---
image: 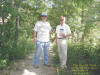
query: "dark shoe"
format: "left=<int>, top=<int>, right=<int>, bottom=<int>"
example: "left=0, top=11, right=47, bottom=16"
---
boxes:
left=44, top=64, right=51, bottom=67
left=34, top=65, right=39, bottom=69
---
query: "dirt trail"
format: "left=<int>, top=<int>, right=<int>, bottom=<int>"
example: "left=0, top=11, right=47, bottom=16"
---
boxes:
left=9, top=42, right=57, bottom=75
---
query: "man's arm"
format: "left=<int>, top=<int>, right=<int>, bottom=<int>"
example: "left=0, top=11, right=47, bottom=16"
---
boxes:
left=33, top=31, right=37, bottom=44
left=62, top=33, right=72, bottom=38
left=63, top=25, right=72, bottom=38
left=66, top=34, right=72, bottom=37
left=56, top=33, right=58, bottom=45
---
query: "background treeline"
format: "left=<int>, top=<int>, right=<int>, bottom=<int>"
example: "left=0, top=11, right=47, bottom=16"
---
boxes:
left=0, top=0, right=100, bottom=74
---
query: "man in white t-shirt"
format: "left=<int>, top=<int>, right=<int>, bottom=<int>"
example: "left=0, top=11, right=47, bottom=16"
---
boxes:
left=33, top=12, right=51, bottom=68
left=56, top=16, right=72, bottom=68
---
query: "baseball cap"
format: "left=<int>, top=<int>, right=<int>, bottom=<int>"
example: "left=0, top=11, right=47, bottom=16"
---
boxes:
left=41, top=12, right=47, bottom=17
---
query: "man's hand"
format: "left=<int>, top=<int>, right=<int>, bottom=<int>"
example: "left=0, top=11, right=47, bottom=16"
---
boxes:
left=33, top=31, right=37, bottom=44
left=62, top=34, right=72, bottom=38
left=56, top=41, right=58, bottom=46
left=61, top=34, right=67, bottom=38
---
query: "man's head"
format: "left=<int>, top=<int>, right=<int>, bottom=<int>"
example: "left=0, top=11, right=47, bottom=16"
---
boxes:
left=60, top=16, right=65, bottom=25
left=41, top=12, right=47, bottom=22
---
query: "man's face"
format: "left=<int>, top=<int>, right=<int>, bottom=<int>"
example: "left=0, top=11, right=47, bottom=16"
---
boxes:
left=60, top=16, right=64, bottom=24
left=41, top=16, right=47, bottom=22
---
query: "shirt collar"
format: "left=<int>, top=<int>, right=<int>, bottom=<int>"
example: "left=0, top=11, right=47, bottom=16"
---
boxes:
left=60, top=23, right=66, bottom=26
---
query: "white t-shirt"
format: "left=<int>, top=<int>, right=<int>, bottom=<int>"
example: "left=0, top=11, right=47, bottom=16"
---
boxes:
left=56, top=24, right=71, bottom=38
left=34, top=21, right=51, bottom=42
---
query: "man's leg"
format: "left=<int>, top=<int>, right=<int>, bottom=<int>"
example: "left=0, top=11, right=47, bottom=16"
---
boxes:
left=34, top=41, right=42, bottom=65
left=57, top=39, right=63, bottom=66
left=61, top=39, right=67, bottom=66
left=44, top=42, right=50, bottom=65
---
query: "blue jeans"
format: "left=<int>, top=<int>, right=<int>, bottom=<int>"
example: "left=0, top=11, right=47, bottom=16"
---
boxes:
left=34, top=41, right=50, bottom=65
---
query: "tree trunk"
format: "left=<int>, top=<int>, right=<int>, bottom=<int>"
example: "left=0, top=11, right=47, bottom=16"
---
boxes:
left=15, top=0, right=22, bottom=44
left=81, top=6, right=85, bottom=41
left=0, top=5, right=4, bottom=47
left=11, top=0, right=14, bottom=5
left=81, top=6, right=84, bottom=24
left=15, top=16, right=19, bottom=41
left=1, top=5, right=4, bottom=24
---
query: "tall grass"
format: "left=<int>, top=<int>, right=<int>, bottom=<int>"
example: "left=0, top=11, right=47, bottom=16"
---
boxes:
left=53, top=42, right=100, bottom=75
left=0, top=37, right=34, bottom=69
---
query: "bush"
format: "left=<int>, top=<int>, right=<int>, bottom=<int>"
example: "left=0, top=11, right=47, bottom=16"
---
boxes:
left=53, top=43, right=60, bottom=65
left=53, top=41, right=100, bottom=75
left=0, top=37, right=34, bottom=69
left=67, top=42, right=100, bottom=65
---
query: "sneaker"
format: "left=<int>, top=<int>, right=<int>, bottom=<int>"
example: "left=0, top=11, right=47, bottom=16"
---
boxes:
left=34, top=65, right=39, bottom=69
left=44, top=64, right=51, bottom=67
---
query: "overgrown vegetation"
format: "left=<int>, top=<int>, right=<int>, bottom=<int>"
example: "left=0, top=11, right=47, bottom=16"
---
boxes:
left=54, top=42, right=100, bottom=75
left=0, top=0, right=100, bottom=75
left=52, top=0, right=100, bottom=75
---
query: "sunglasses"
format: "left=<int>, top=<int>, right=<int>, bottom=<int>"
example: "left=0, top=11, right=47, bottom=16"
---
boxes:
left=42, top=16, right=47, bottom=17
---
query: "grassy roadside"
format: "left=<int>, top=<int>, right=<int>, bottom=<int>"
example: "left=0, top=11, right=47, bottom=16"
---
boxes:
left=53, top=42, right=100, bottom=75
left=0, top=38, right=35, bottom=71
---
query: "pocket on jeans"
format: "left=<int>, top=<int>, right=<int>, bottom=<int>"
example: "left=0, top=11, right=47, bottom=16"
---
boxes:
left=46, top=42, right=50, bottom=47
left=36, top=41, right=40, bottom=47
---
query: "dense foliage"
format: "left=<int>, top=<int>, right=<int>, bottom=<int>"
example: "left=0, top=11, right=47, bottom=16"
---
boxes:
left=0, top=0, right=100, bottom=75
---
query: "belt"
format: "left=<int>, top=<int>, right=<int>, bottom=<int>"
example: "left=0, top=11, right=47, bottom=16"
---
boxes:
left=58, top=38, right=63, bottom=39
left=58, top=38, right=66, bottom=39
left=58, top=37, right=66, bottom=39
